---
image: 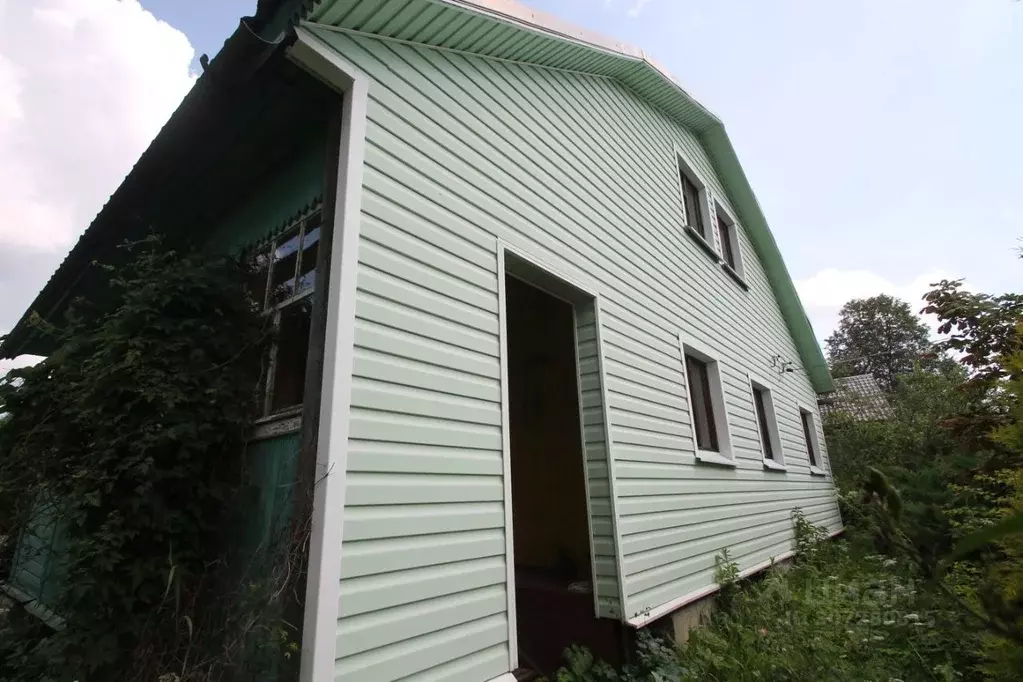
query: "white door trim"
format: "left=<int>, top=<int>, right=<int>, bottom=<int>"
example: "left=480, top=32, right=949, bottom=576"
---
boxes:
left=287, top=24, right=369, bottom=682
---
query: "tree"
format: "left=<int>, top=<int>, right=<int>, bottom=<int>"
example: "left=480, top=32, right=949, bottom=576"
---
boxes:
left=825, top=294, right=934, bottom=391
left=922, top=279, right=1023, bottom=389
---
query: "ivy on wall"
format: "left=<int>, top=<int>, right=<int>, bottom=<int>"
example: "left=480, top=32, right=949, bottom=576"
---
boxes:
left=0, top=237, right=298, bottom=681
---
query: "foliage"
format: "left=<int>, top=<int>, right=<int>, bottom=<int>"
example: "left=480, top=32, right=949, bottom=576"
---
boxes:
left=922, top=280, right=1023, bottom=389
left=825, top=294, right=936, bottom=391
left=552, top=275, right=1023, bottom=682
left=0, top=238, right=293, bottom=681
left=551, top=513, right=982, bottom=682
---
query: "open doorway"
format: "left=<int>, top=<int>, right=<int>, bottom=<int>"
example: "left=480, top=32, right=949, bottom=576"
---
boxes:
left=505, top=271, right=622, bottom=677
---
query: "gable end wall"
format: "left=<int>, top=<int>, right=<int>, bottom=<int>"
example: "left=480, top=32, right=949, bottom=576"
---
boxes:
left=313, top=26, right=841, bottom=682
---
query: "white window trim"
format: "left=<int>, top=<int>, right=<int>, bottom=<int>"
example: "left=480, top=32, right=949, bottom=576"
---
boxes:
left=747, top=374, right=785, bottom=471
left=798, top=404, right=827, bottom=476
left=675, top=149, right=716, bottom=256
left=714, top=199, right=747, bottom=287
left=678, top=332, right=734, bottom=466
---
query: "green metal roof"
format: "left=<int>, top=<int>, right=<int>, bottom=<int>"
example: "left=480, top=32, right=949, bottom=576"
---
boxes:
left=4, top=0, right=832, bottom=392
left=298, top=0, right=833, bottom=392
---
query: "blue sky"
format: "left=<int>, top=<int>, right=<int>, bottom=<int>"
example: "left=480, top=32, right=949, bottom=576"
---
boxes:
left=1, top=0, right=1021, bottom=375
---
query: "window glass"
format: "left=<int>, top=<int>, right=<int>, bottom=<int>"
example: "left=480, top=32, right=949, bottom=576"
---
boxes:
left=801, top=410, right=819, bottom=466
left=270, top=300, right=312, bottom=413
left=686, top=355, right=718, bottom=451
left=717, top=213, right=735, bottom=268
left=270, top=230, right=301, bottom=304
left=297, top=224, right=320, bottom=294
left=680, top=173, right=703, bottom=233
left=753, top=387, right=774, bottom=460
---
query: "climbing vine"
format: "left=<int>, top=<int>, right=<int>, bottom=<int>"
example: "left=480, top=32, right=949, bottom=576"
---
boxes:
left=0, top=237, right=300, bottom=681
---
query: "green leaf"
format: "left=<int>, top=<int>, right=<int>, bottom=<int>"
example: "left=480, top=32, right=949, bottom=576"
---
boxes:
left=940, top=510, right=1023, bottom=570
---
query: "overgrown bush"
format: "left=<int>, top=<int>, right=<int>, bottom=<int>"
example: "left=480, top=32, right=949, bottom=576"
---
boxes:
left=550, top=513, right=982, bottom=682
left=0, top=238, right=290, bottom=681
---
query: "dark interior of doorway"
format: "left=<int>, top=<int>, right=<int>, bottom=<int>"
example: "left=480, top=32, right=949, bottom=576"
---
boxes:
left=506, top=275, right=622, bottom=678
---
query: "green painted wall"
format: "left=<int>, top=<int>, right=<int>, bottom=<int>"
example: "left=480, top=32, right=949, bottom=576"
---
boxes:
left=6, top=134, right=323, bottom=633
left=311, top=25, right=841, bottom=682
left=206, top=134, right=327, bottom=254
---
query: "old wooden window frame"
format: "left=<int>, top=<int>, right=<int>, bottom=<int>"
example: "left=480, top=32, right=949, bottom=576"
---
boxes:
left=250, top=209, right=322, bottom=425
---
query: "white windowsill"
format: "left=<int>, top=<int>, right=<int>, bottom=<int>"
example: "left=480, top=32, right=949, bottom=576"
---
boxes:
left=809, top=465, right=828, bottom=477
left=762, top=458, right=787, bottom=472
left=696, top=450, right=736, bottom=467
left=684, top=225, right=721, bottom=261
left=721, top=263, right=749, bottom=290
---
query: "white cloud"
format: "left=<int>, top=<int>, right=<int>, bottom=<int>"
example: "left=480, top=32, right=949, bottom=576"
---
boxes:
left=627, top=0, right=653, bottom=18
left=0, top=0, right=196, bottom=253
left=795, top=268, right=954, bottom=342
left=0, top=352, right=43, bottom=380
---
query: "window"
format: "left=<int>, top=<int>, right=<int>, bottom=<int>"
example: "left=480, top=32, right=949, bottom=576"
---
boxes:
left=680, top=172, right=704, bottom=233
left=686, top=355, right=718, bottom=452
left=714, top=202, right=747, bottom=288
left=678, top=334, right=733, bottom=466
left=676, top=153, right=716, bottom=254
left=799, top=407, right=826, bottom=475
left=749, top=376, right=784, bottom=470
left=717, top=211, right=735, bottom=268
left=250, top=210, right=321, bottom=417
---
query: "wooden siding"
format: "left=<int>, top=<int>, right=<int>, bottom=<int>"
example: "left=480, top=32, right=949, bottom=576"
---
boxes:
left=312, top=25, right=840, bottom=679
left=7, top=495, right=65, bottom=615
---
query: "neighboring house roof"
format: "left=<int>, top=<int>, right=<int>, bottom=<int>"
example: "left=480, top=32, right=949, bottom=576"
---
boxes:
left=819, top=374, right=894, bottom=421
left=1, top=0, right=835, bottom=393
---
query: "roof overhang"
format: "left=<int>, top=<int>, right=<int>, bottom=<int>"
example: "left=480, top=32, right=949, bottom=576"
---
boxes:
left=4, top=0, right=834, bottom=392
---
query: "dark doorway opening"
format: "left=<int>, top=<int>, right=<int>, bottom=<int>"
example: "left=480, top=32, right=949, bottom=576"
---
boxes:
left=506, top=274, right=621, bottom=677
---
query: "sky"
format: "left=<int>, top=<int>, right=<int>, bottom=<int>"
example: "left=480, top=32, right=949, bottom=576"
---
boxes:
left=1, top=0, right=1020, bottom=376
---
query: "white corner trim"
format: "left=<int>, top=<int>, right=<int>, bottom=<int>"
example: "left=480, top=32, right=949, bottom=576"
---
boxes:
left=288, top=26, right=369, bottom=682
left=495, top=244, right=518, bottom=671
left=626, top=527, right=845, bottom=628
left=594, top=296, right=630, bottom=621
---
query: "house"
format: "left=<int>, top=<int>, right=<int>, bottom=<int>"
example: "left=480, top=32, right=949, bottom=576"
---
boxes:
left=0, top=1, right=843, bottom=680
left=819, top=374, right=894, bottom=421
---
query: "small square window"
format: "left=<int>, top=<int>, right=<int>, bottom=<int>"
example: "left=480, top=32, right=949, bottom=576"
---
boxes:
left=800, top=408, right=826, bottom=475
left=749, top=376, right=784, bottom=470
left=679, top=334, right=734, bottom=466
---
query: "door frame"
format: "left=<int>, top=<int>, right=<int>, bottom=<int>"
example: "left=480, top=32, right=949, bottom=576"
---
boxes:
left=496, top=242, right=627, bottom=671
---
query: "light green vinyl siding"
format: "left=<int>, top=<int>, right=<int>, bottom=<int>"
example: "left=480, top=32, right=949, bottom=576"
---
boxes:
left=575, top=303, right=622, bottom=620
left=310, top=23, right=840, bottom=679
